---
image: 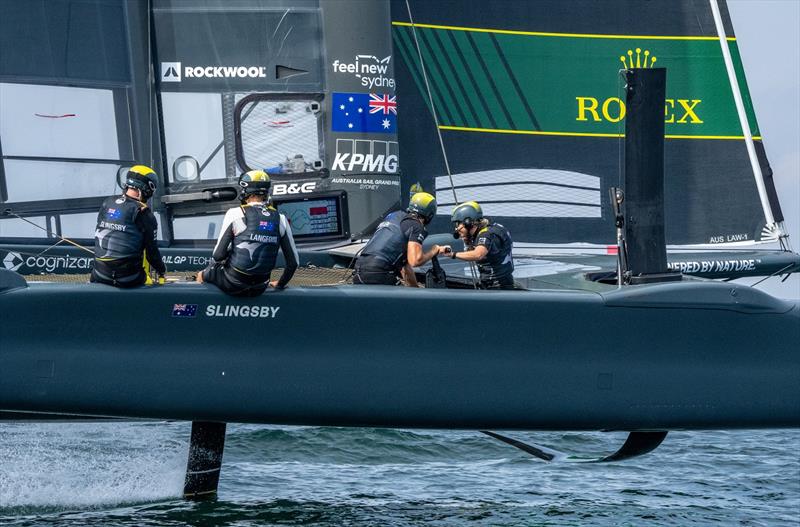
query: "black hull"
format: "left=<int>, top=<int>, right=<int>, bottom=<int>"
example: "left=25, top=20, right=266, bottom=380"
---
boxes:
left=1, top=275, right=797, bottom=430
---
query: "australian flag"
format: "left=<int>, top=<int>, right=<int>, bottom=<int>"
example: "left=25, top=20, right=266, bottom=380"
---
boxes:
left=332, top=92, right=397, bottom=133
left=172, top=303, right=198, bottom=318
left=106, top=208, right=122, bottom=219
left=258, top=220, right=274, bottom=231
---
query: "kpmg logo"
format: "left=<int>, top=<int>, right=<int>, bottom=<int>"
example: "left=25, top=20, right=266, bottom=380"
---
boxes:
left=161, top=62, right=181, bottom=82
left=575, top=48, right=703, bottom=125
left=332, top=139, right=398, bottom=173
left=3, top=251, right=23, bottom=272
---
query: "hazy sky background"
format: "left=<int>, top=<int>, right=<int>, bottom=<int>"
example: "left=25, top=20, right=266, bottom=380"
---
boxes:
left=727, top=0, right=799, bottom=299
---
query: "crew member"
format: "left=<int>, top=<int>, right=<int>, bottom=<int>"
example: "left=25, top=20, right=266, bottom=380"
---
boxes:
left=354, top=192, right=446, bottom=286
left=198, top=170, right=298, bottom=296
left=91, top=165, right=166, bottom=287
left=446, top=201, right=515, bottom=289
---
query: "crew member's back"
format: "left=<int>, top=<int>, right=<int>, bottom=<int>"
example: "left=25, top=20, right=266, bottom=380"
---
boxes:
left=91, top=165, right=166, bottom=287
left=198, top=170, right=298, bottom=296
left=354, top=192, right=444, bottom=286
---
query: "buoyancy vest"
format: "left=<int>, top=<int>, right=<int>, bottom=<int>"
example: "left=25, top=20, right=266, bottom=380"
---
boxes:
left=94, top=195, right=145, bottom=261
left=229, top=204, right=281, bottom=277
left=360, top=211, right=409, bottom=269
left=476, top=223, right=514, bottom=281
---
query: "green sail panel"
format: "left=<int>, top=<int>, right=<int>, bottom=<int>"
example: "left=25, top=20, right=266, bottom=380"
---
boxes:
left=391, top=0, right=778, bottom=246
left=392, top=24, right=760, bottom=139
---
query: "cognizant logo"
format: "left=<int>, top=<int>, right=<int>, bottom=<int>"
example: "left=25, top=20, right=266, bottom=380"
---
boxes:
left=2, top=251, right=93, bottom=273
left=3, top=251, right=24, bottom=271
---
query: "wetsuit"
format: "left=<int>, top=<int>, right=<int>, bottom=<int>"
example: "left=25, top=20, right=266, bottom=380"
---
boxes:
left=474, top=223, right=515, bottom=289
left=91, top=195, right=166, bottom=287
left=354, top=211, right=427, bottom=285
left=202, top=202, right=299, bottom=296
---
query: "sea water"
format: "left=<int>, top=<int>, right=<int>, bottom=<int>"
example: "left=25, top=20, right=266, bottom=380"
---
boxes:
left=0, top=423, right=798, bottom=526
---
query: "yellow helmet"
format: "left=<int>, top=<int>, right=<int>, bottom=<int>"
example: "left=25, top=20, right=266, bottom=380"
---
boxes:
left=451, top=201, right=483, bottom=228
left=239, top=169, right=271, bottom=197
left=407, top=192, right=437, bottom=223
left=125, top=165, right=158, bottom=198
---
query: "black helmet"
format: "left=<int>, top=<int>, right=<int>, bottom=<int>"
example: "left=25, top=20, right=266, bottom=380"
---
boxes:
left=451, top=201, right=483, bottom=229
left=239, top=169, right=271, bottom=198
left=407, top=192, right=437, bottom=224
left=125, top=165, right=158, bottom=200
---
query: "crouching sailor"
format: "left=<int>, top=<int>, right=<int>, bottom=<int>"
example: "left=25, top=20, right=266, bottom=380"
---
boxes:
left=91, top=165, right=166, bottom=287
left=354, top=192, right=447, bottom=286
left=198, top=170, right=298, bottom=296
left=447, top=201, right=515, bottom=289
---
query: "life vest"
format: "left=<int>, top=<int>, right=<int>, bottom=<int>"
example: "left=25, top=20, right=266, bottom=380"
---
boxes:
left=360, top=211, right=409, bottom=270
left=476, top=223, right=514, bottom=281
left=94, top=195, right=145, bottom=261
left=229, top=203, right=281, bottom=277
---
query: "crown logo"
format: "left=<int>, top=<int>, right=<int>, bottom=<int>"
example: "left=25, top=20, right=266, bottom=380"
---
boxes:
left=619, top=48, right=657, bottom=69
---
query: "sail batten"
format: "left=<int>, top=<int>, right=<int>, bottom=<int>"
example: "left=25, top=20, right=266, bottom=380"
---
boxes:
left=392, top=21, right=738, bottom=42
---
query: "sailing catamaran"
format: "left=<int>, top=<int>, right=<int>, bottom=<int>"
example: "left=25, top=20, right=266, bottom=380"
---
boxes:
left=0, top=0, right=797, bottom=499
left=0, top=0, right=797, bottom=280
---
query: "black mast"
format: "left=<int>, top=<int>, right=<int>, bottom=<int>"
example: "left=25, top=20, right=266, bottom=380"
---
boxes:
left=623, top=68, right=680, bottom=284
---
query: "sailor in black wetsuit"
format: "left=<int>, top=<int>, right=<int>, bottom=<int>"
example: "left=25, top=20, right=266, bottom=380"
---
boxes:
left=354, top=192, right=447, bottom=286
left=198, top=170, right=298, bottom=296
left=91, top=165, right=166, bottom=287
left=446, top=201, right=515, bottom=289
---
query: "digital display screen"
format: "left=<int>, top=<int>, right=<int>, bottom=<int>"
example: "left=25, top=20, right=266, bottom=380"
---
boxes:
left=274, top=193, right=346, bottom=240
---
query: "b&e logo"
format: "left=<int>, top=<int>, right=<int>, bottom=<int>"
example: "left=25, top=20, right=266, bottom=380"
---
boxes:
left=161, top=62, right=181, bottom=82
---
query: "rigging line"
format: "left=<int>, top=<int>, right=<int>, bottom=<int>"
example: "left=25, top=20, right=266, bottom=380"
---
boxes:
left=616, top=69, right=626, bottom=190
left=147, top=0, right=154, bottom=169
left=709, top=0, right=777, bottom=231
left=32, top=238, right=67, bottom=259
left=2, top=210, right=95, bottom=255
left=6, top=245, right=62, bottom=260
left=404, top=0, right=456, bottom=202
left=613, top=70, right=628, bottom=283
left=743, top=263, right=795, bottom=288
left=405, top=0, right=479, bottom=289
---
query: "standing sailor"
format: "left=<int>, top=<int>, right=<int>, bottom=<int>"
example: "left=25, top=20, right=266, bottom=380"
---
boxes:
left=354, top=192, right=446, bottom=286
left=198, top=170, right=298, bottom=296
left=91, top=165, right=166, bottom=287
left=447, top=201, right=515, bottom=289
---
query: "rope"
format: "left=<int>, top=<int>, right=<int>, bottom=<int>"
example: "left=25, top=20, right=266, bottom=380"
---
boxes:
left=404, top=0, right=479, bottom=288
left=737, top=263, right=795, bottom=288
left=3, top=210, right=95, bottom=255
left=405, top=0, right=455, bottom=204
